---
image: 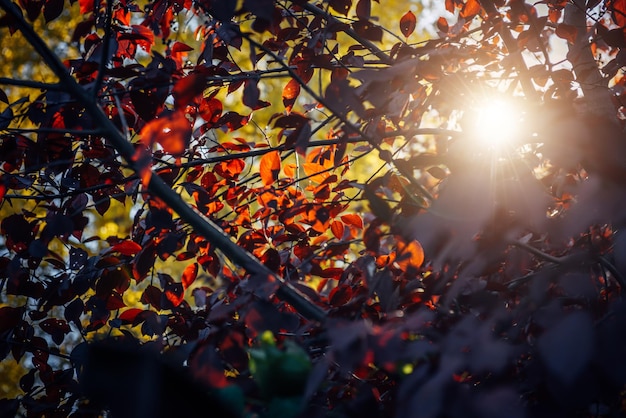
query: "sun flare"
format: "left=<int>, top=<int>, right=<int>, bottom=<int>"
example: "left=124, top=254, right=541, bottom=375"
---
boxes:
left=468, top=98, right=524, bottom=150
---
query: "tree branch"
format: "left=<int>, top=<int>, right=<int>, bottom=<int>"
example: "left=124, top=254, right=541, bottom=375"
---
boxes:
left=0, top=0, right=326, bottom=323
left=298, top=1, right=394, bottom=65
left=564, top=0, right=617, bottom=119
left=0, top=77, right=62, bottom=90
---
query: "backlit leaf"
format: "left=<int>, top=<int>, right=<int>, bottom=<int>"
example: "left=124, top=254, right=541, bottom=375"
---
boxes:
left=118, top=308, right=143, bottom=324
left=460, top=0, right=481, bottom=19
left=260, top=151, right=281, bottom=186
left=399, top=11, right=416, bottom=37
left=111, top=240, right=142, bottom=256
left=182, top=262, right=198, bottom=289
left=130, top=25, right=154, bottom=52
left=331, top=220, right=345, bottom=239
left=282, top=79, right=300, bottom=113
left=341, top=214, right=363, bottom=229
left=609, top=0, right=626, bottom=26
left=79, top=0, right=94, bottom=14
left=140, top=110, right=191, bottom=156
left=199, top=97, right=223, bottom=123
left=394, top=239, right=424, bottom=271
left=173, top=73, right=206, bottom=109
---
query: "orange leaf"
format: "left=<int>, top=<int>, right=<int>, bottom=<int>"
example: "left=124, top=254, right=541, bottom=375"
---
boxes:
left=399, top=11, right=416, bottom=37
left=199, top=97, right=222, bottom=123
left=140, top=110, right=191, bottom=156
left=437, top=17, right=449, bottom=33
left=79, top=0, right=94, bottom=14
left=171, top=41, right=194, bottom=53
left=131, top=25, right=154, bottom=52
left=182, top=263, right=198, bottom=289
left=282, top=79, right=300, bottom=113
left=260, top=150, right=281, bottom=186
left=173, top=73, right=206, bottom=109
left=284, top=163, right=297, bottom=178
left=303, top=162, right=329, bottom=184
left=609, top=0, right=626, bottom=26
left=330, top=220, right=345, bottom=239
left=395, top=239, right=424, bottom=271
left=341, top=213, right=363, bottom=229
left=460, top=0, right=481, bottom=19
left=111, top=240, right=142, bottom=256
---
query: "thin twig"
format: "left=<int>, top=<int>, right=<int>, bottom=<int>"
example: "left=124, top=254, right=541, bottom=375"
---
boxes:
left=510, top=240, right=565, bottom=265
left=93, top=0, right=114, bottom=98
left=0, top=77, right=63, bottom=90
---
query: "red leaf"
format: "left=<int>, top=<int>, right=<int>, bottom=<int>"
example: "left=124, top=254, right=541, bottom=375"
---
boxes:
left=141, top=285, right=162, bottom=309
left=282, top=79, right=300, bottom=113
left=214, top=158, right=245, bottom=179
left=164, top=282, right=185, bottom=308
left=460, top=0, right=481, bottom=19
left=399, top=11, right=416, bottom=37
left=79, top=0, right=93, bottom=14
left=133, top=242, right=156, bottom=282
left=341, top=213, right=363, bottom=229
left=131, top=25, right=154, bottom=52
left=119, top=308, right=143, bottom=324
left=329, top=284, right=353, bottom=306
left=171, top=41, right=194, bottom=53
left=199, top=97, right=223, bottom=123
left=140, top=110, right=191, bottom=156
left=173, top=73, right=206, bottom=109
left=182, top=262, right=198, bottom=289
left=609, top=0, right=626, bottom=26
left=39, top=318, right=70, bottom=345
left=555, top=23, right=578, bottom=44
left=111, top=240, right=142, bottom=256
left=260, top=150, right=281, bottom=186
left=331, top=220, right=345, bottom=239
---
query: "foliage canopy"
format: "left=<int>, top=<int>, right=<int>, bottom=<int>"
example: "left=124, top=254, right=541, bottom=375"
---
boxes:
left=2, top=0, right=626, bottom=416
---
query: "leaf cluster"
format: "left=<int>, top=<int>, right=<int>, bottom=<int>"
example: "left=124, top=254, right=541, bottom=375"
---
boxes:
left=2, top=0, right=626, bottom=417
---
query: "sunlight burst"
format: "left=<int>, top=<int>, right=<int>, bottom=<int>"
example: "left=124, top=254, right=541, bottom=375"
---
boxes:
left=469, top=98, right=523, bottom=150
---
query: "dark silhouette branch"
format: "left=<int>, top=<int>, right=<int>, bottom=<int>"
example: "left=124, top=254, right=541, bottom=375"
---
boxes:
left=298, top=1, right=394, bottom=65
left=0, top=77, right=62, bottom=90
